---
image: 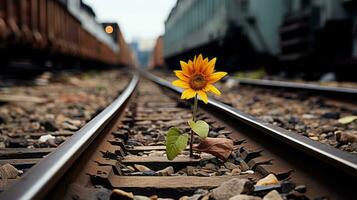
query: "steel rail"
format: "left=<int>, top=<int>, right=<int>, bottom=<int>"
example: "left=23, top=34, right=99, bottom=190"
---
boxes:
left=0, top=73, right=140, bottom=200
left=234, top=78, right=357, bottom=99
left=142, top=70, right=357, bottom=177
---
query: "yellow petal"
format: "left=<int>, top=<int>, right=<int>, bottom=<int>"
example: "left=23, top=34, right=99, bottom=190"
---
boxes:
left=181, top=89, right=196, bottom=99
left=205, top=84, right=221, bottom=95
left=200, top=58, right=209, bottom=73
left=180, top=61, right=190, bottom=76
left=208, top=72, right=227, bottom=83
left=195, top=54, right=203, bottom=72
left=197, top=91, right=208, bottom=104
left=174, top=70, right=189, bottom=82
left=172, top=80, right=190, bottom=89
left=187, top=60, right=194, bottom=73
left=203, top=57, right=216, bottom=75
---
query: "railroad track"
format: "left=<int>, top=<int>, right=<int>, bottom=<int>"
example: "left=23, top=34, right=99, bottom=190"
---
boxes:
left=0, top=71, right=356, bottom=200
left=234, top=78, right=357, bottom=99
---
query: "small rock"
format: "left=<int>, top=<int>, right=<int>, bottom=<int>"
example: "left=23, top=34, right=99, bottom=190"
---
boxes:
left=240, top=170, right=254, bottom=175
left=260, top=116, right=274, bottom=123
left=134, top=195, right=150, bottom=200
left=263, top=190, right=282, bottom=200
left=309, top=136, right=319, bottom=141
left=204, top=163, right=218, bottom=171
left=54, top=136, right=66, bottom=145
left=307, top=132, right=316, bottom=137
left=281, top=180, right=296, bottom=193
left=47, top=138, right=58, bottom=147
left=156, top=166, right=174, bottom=176
left=194, top=171, right=210, bottom=177
left=321, top=112, right=340, bottom=119
left=237, top=160, right=249, bottom=171
left=127, top=166, right=135, bottom=171
left=0, top=163, right=23, bottom=179
left=180, top=194, right=202, bottom=200
left=294, top=185, right=307, bottom=193
left=194, top=189, right=209, bottom=195
left=38, top=134, right=56, bottom=143
left=229, top=194, right=261, bottom=200
left=209, top=131, right=220, bottom=137
left=0, top=115, right=6, bottom=124
left=186, top=166, right=195, bottom=176
left=335, top=131, right=357, bottom=144
left=231, top=168, right=241, bottom=176
left=110, top=189, right=133, bottom=200
left=134, top=164, right=151, bottom=172
left=321, top=125, right=335, bottom=133
left=255, top=174, right=279, bottom=186
left=40, top=120, right=58, bottom=131
left=302, top=114, right=316, bottom=119
left=212, top=178, right=254, bottom=200
left=224, top=162, right=239, bottom=170
left=63, top=121, right=78, bottom=131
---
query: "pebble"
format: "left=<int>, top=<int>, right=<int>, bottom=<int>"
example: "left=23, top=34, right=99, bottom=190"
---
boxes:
left=133, top=195, right=150, bottom=200
left=194, top=171, right=210, bottom=177
left=127, top=166, right=135, bottom=172
left=110, top=189, right=134, bottom=200
left=186, top=166, right=194, bottom=176
left=62, top=121, right=78, bottom=131
left=309, top=136, right=319, bottom=141
left=231, top=168, right=241, bottom=176
left=240, top=170, right=254, bottom=175
left=263, top=190, right=282, bottom=200
left=321, top=112, right=340, bottom=119
left=156, top=166, right=174, bottom=176
left=294, top=185, right=307, bottom=193
left=281, top=180, right=296, bottom=193
left=335, top=131, right=357, bottom=144
left=212, top=178, right=254, bottom=200
left=204, top=163, right=218, bottom=171
left=38, top=134, right=56, bottom=143
left=224, top=162, right=239, bottom=170
left=134, top=164, right=151, bottom=172
left=229, top=195, right=261, bottom=200
left=209, top=131, right=220, bottom=137
left=40, top=120, right=58, bottom=131
left=0, top=163, right=23, bottom=179
left=255, top=174, right=279, bottom=186
left=238, top=160, right=250, bottom=171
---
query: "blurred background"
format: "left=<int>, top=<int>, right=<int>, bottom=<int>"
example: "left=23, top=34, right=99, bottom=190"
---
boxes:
left=1, top=0, right=357, bottom=81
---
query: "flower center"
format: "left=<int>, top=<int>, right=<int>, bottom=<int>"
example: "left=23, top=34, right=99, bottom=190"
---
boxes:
left=189, top=74, right=207, bottom=90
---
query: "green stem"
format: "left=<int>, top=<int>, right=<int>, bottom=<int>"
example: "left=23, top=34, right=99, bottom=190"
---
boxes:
left=190, top=94, right=198, bottom=157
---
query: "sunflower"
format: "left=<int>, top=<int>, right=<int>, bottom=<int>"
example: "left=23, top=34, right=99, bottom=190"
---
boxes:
left=172, top=54, right=227, bottom=103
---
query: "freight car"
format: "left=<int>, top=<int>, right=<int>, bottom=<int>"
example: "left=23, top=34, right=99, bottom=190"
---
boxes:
left=163, top=0, right=286, bottom=72
left=0, top=0, right=133, bottom=70
left=163, top=0, right=357, bottom=78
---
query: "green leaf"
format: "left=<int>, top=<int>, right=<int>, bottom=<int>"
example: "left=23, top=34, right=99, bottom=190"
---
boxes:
left=188, top=119, right=209, bottom=139
left=338, top=116, right=357, bottom=124
left=165, top=127, right=189, bottom=160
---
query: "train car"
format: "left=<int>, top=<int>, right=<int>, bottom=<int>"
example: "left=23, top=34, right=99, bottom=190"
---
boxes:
left=0, top=0, right=133, bottom=70
left=280, top=0, right=356, bottom=77
left=163, top=0, right=286, bottom=72
left=163, top=0, right=357, bottom=78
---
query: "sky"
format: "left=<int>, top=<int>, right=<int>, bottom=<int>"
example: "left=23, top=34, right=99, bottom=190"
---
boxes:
left=83, top=0, right=177, bottom=43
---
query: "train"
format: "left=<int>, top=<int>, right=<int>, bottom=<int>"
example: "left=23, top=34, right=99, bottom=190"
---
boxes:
left=0, top=0, right=133, bottom=70
left=154, top=0, right=357, bottom=79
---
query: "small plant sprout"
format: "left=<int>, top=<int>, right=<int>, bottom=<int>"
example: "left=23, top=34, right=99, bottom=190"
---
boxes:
left=166, top=54, right=228, bottom=160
